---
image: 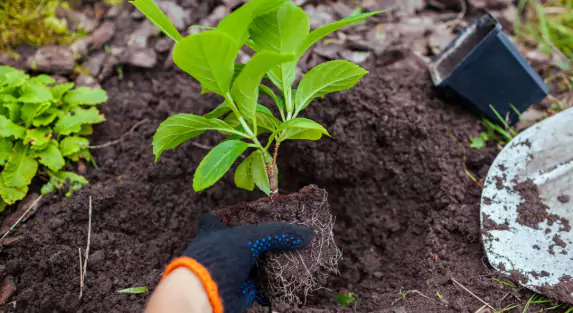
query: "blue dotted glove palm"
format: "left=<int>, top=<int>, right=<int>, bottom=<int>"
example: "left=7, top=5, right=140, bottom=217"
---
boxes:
left=183, top=213, right=313, bottom=313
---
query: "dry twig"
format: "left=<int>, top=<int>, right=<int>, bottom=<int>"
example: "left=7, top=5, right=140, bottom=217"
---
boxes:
left=79, top=196, right=93, bottom=299
left=88, top=119, right=149, bottom=149
left=451, top=278, right=496, bottom=311
left=1, top=195, right=44, bottom=240
left=78, top=248, right=83, bottom=299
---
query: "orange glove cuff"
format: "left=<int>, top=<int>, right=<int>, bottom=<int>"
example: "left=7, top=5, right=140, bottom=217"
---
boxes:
left=162, top=256, right=224, bottom=313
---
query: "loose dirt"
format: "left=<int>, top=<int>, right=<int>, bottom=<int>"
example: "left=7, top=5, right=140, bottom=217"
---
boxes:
left=0, top=52, right=553, bottom=312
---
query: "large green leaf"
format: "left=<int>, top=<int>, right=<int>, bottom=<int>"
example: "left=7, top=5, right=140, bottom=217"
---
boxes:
left=231, top=51, right=294, bottom=122
left=0, top=116, right=26, bottom=139
left=0, top=197, right=6, bottom=212
left=51, top=82, right=75, bottom=101
left=256, top=111, right=280, bottom=132
left=28, top=74, right=55, bottom=85
left=193, top=140, right=249, bottom=191
left=295, top=60, right=367, bottom=115
left=18, top=83, right=54, bottom=103
left=297, top=11, right=384, bottom=56
left=32, top=140, right=65, bottom=171
left=21, top=102, right=52, bottom=127
left=60, top=136, right=89, bottom=157
left=24, top=127, right=52, bottom=150
left=217, top=0, right=288, bottom=49
left=275, top=118, right=329, bottom=140
left=250, top=2, right=309, bottom=90
left=130, top=0, right=182, bottom=42
left=0, top=138, right=13, bottom=166
left=54, top=107, right=106, bottom=135
left=234, top=153, right=255, bottom=191
left=0, top=178, right=28, bottom=205
left=3, top=102, right=21, bottom=122
left=33, top=108, right=59, bottom=127
left=281, top=128, right=324, bottom=141
left=2, top=142, right=38, bottom=188
left=173, top=32, right=236, bottom=95
left=0, top=66, right=28, bottom=88
left=62, top=87, right=108, bottom=106
left=153, top=114, right=239, bottom=162
left=250, top=150, right=270, bottom=195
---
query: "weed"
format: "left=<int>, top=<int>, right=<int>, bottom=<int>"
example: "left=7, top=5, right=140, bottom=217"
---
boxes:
left=117, top=286, right=149, bottom=294
left=470, top=105, right=518, bottom=149
left=132, top=0, right=383, bottom=194
left=335, top=292, right=360, bottom=312
left=0, top=66, right=107, bottom=211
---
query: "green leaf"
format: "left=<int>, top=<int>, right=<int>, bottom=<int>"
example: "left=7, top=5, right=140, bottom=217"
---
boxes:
left=47, top=171, right=88, bottom=197
left=250, top=150, right=270, bottom=195
left=250, top=2, right=309, bottom=90
left=231, top=51, right=294, bottom=121
left=51, top=82, right=75, bottom=101
left=188, top=25, right=216, bottom=31
left=62, top=87, right=108, bottom=106
left=28, top=74, right=56, bottom=85
left=256, top=111, right=280, bottom=132
left=0, top=94, right=16, bottom=103
left=173, top=31, right=236, bottom=95
left=297, top=11, right=384, bottom=56
left=24, top=128, right=52, bottom=150
left=275, top=118, right=329, bottom=139
left=18, top=83, right=54, bottom=103
left=282, top=128, right=324, bottom=141
left=295, top=60, right=367, bottom=115
left=67, top=148, right=93, bottom=163
left=79, top=124, right=94, bottom=136
left=0, top=138, right=13, bottom=166
left=117, top=286, right=149, bottom=294
left=54, top=107, right=106, bottom=135
left=203, top=102, right=231, bottom=119
left=0, top=197, right=6, bottom=212
left=335, top=292, right=360, bottom=308
left=0, top=115, right=26, bottom=139
left=256, top=104, right=274, bottom=116
left=2, top=142, right=38, bottom=188
left=153, top=114, right=239, bottom=162
left=0, top=66, right=28, bottom=88
left=21, top=102, right=52, bottom=127
left=3, top=101, right=21, bottom=122
left=60, top=136, right=90, bottom=157
left=130, top=0, right=182, bottom=42
left=193, top=140, right=249, bottom=192
left=259, top=85, right=285, bottom=114
left=470, top=135, right=485, bottom=149
left=0, top=178, right=28, bottom=205
left=41, top=182, right=56, bottom=195
left=217, top=0, right=288, bottom=49
left=32, top=140, right=65, bottom=171
left=234, top=153, right=255, bottom=191
left=32, top=108, right=59, bottom=127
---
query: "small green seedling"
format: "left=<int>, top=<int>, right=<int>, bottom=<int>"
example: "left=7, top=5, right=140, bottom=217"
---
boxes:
left=117, top=286, right=149, bottom=294
left=132, top=0, right=382, bottom=194
left=470, top=105, right=519, bottom=149
left=0, top=66, right=107, bottom=211
left=335, top=292, right=360, bottom=312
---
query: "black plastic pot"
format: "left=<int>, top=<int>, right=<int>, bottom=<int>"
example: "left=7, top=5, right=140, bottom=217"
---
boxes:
left=429, top=11, right=549, bottom=124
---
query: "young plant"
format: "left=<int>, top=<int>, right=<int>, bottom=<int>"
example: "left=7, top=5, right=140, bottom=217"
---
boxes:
left=133, top=0, right=382, bottom=194
left=335, top=292, right=360, bottom=312
left=0, top=66, right=107, bottom=211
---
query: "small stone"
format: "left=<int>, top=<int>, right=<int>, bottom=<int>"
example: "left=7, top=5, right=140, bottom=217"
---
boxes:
left=51, top=75, right=69, bottom=84
left=154, top=37, right=172, bottom=53
left=124, top=48, right=157, bottom=68
left=0, top=265, right=5, bottom=278
left=197, top=5, right=228, bottom=29
left=314, top=42, right=345, bottom=59
left=99, top=54, right=120, bottom=80
left=85, top=52, right=107, bottom=76
left=27, top=46, right=75, bottom=74
left=0, top=276, right=16, bottom=305
left=515, top=108, right=548, bottom=131
left=90, top=21, right=116, bottom=48
left=75, top=74, right=101, bottom=89
left=131, top=8, right=144, bottom=19
left=340, top=50, right=370, bottom=64
left=70, top=37, right=91, bottom=58
left=129, top=20, right=160, bottom=48
left=157, top=1, right=190, bottom=30
left=373, top=271, right=383, bottom=278
left=68, top=11, right=99, bottom=33
left=305, top=5, right=336, bottom=29
left=106, top=5, right=122, bottom=18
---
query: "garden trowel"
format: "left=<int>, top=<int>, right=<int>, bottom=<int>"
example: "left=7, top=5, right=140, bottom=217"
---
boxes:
left=481, top=107, right=573, bottom=303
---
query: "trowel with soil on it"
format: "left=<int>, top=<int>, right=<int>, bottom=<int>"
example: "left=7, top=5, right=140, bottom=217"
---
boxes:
left=429, top=10, right=573, bottom=304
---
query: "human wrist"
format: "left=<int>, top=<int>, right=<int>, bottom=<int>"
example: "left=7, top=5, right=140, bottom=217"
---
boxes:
left=163, top=267, right=214, bottom=313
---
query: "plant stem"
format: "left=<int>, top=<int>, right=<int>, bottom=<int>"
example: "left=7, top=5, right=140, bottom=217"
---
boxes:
left=267, top=142, right=280, bottom=194
left=284, top=88, right=293, bottom=120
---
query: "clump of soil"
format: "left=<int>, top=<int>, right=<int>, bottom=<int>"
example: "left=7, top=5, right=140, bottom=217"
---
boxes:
left=515, top=180, right=550, bottom=229
left=558, top=195, right=570, bottom=204
left=216, top=185, right=341, bottom=305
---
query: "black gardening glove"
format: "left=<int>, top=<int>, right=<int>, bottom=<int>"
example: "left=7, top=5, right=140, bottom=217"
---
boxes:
left=177, top=213, right=313, bottom=313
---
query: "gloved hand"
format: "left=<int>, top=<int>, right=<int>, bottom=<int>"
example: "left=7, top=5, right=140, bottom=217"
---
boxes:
left=162, top=213, right=314, bottom=313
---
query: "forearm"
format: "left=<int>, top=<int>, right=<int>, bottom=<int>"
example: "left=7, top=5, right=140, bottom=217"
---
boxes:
left=145, top=268, right=213, bottom=313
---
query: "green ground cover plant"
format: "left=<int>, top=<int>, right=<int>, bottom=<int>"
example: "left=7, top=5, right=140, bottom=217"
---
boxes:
left=132, top=0, right=382, bottom=194
left=0, top=66, right=107, bottom=211
left=0, top=0, right=82, bottom=50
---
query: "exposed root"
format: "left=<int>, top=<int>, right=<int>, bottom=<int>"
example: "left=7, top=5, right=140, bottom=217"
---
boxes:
left=262, top=190, right=342, bottom=305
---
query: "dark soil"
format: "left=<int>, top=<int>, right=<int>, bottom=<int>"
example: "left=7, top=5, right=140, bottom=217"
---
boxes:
left=216, top=185, right=340, bottom=305
left=0, top=52, right=554, bottom=313
left=516, top=180, right=551, bottom=230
